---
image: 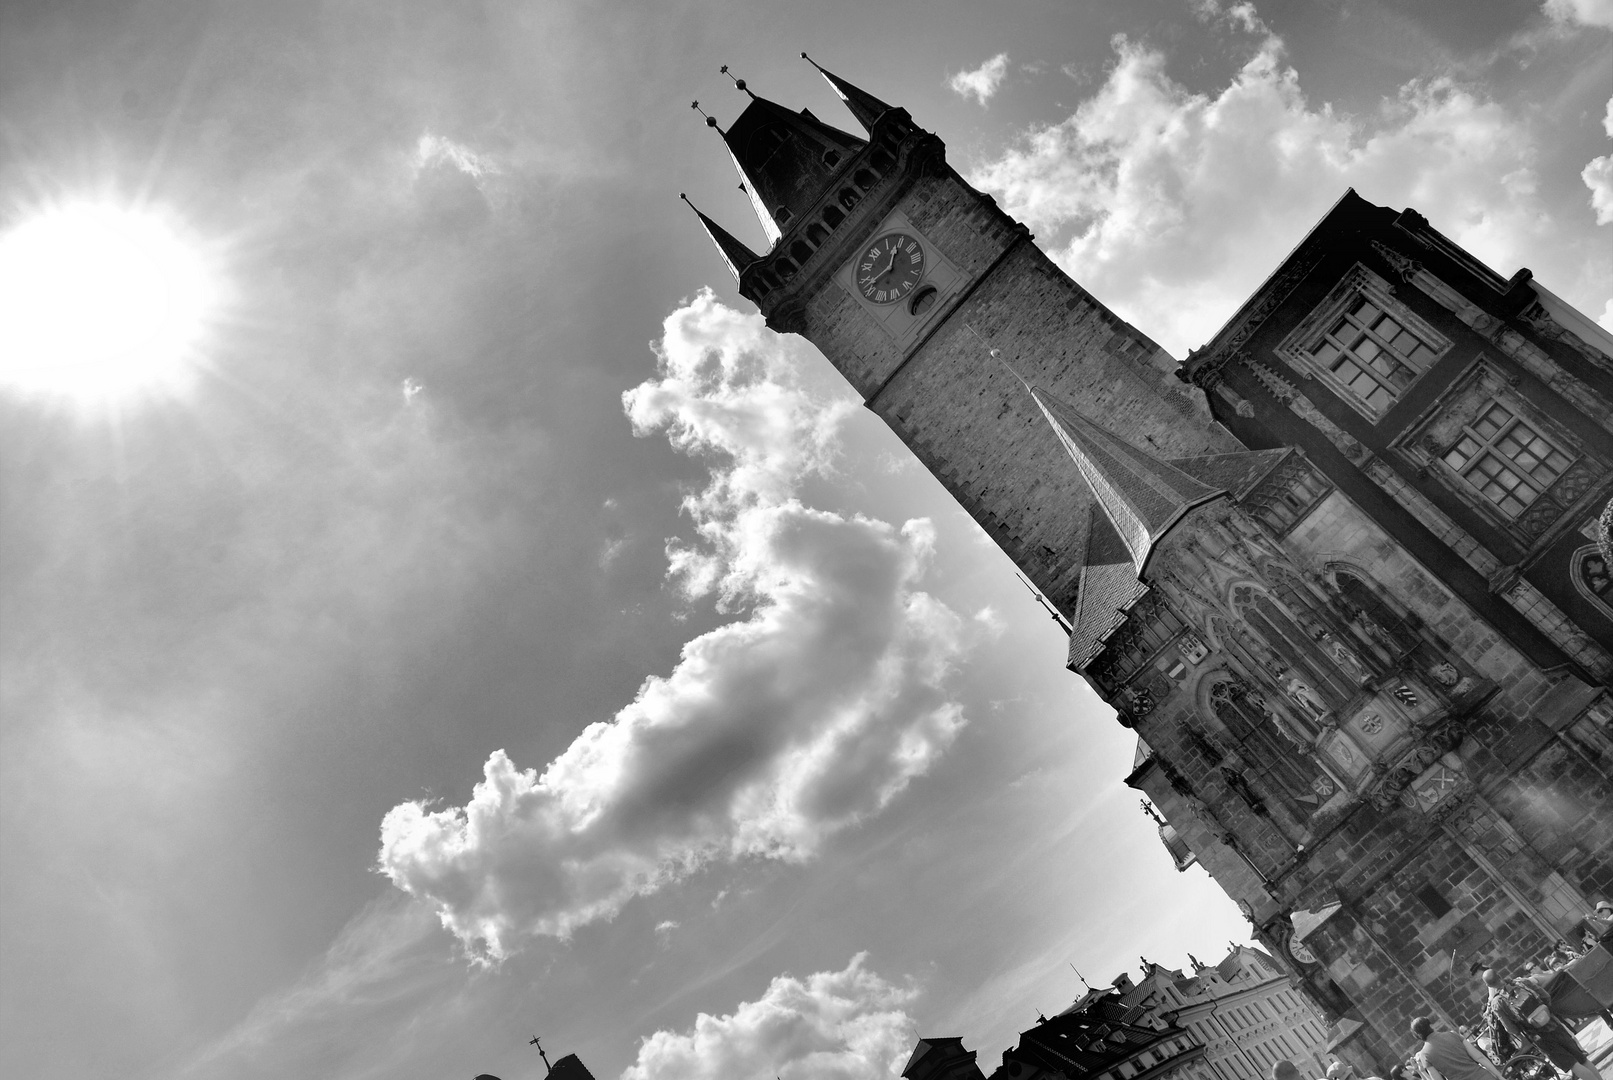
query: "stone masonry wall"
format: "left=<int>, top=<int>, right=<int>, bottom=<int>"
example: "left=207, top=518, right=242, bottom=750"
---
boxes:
left=795, top=169, right=1230, bottom=616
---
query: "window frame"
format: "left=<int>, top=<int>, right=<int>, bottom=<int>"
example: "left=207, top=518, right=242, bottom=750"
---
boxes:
left=1572, top=543, right=1613, bottom=623
left=1276, top=264, right=1451, bottom=421
left=1436, top=398, right=1577, bottom=521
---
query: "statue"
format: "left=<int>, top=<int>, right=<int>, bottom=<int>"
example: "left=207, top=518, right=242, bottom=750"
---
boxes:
left=1284, top=674, right=1331, bottom=722
left=1318, top=631, right=1373, bottom=684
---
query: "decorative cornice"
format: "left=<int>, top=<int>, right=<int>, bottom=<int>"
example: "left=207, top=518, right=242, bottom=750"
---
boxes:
left=1184, top=246, right=1326, bottom=383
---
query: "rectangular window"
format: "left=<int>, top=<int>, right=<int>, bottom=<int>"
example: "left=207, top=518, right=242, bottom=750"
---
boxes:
left=1416, top=883, right=1453, bottom=917
left=1442, top=401, right=1574, bottom=519
left=1305, top=296, right=1439, bottom=414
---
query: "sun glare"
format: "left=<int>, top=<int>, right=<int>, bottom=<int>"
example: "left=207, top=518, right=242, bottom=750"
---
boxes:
left=0, top=201, right=218, bottom=409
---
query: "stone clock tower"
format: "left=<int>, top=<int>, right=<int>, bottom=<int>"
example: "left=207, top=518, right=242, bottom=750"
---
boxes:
left=689, top=58, right=1234, bottom=617
left=689, top=61, right=1613, bottom=1074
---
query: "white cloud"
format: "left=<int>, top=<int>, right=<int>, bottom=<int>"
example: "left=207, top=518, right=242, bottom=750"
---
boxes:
left=377, top=292, right=968, bottom=958
left=1544, top=0, right=1613, bottom=28
left=621, top=953, right=917, bottom=1080
left=1585, top=154, right=1613, bottom=224
left=949, top=53, right=1010, bottom=106
left=413, top=133, right=498, bottom=179
left=1585, top=96, right=1613, bottom=225
left=969, top=30, right=1612, bottom=355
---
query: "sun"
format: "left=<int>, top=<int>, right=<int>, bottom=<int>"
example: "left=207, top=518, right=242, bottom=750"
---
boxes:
left=0, top=200, right=219, bottom=410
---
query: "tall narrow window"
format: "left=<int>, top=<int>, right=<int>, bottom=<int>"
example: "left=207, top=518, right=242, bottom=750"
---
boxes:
left=1210, top=682, right=1326, bottom=813
left=1442, top=401, right=1573, bottom=519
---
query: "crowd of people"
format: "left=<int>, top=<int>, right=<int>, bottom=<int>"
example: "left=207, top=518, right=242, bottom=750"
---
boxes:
left=1271, top=902, right=1613, bottom=1080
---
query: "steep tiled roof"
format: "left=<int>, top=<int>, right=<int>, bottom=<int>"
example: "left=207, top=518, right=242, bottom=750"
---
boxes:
left=1169, top=449, right=1291, bottom=501
left=1068, top=562, right=1147, bottom=670
left=1032, top=388, right=1225, bottom=575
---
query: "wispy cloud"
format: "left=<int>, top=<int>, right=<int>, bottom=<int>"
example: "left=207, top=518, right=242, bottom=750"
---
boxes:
left=377, top=292, right=970, bottom=959
left=162, top=897, right=454, bottom=1080
left=949, top=53, right=1009, bottom=106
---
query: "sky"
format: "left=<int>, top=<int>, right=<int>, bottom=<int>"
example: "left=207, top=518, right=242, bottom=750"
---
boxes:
left=0, top=1, right=1609, bottom=1078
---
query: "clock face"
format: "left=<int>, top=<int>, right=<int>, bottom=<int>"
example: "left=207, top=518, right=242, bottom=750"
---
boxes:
left=854, top=233, right=925, bottom=305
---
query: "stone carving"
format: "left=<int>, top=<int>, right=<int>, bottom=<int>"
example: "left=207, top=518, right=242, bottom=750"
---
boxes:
left=1518, top=301, right=1613, bottom=373
left=1318, top=631, right=1373, bottom=685
left=1392, top=685, right=1420, bottom=708
left=1284, top=674, right=1331, bottom=722
left=1184, top=247, right=1325, bottom=388
left=1356, top=713, right=1384, bottom=736
left=1311, top=774, right=1337, bottom=799
left=1369, top=240, right=1424, bottom=284
left=1429, top=662, right=1460, bottom=688
left=1179, top=632, right=1209, bottom=666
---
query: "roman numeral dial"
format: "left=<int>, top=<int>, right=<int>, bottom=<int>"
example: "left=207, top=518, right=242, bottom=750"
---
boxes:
left=855, top=233, right=925, bottom=305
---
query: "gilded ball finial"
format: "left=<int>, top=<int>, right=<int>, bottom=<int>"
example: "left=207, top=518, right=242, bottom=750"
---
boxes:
left=706, top=116, right=717, bottom=127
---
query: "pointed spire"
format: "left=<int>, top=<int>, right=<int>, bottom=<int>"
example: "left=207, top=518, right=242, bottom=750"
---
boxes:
left=715, top=80, right=866, bottom=246
left=679, top=193, right=760, bottom=283
left=1031, top=387, right=1225, bottom=575
left=801, top=52, right=896, bottom=133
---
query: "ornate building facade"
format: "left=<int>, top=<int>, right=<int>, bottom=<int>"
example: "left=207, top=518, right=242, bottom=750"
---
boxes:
left=687, top=60, right=1613, bottom=1073
left=976, top=947, right=1334, bottom=1080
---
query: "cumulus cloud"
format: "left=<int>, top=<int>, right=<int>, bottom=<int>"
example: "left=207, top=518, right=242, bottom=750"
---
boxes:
left=1544, top=0, right=1613, bottom=28
left=377, top=292, right=967, bottom=958
left=949, top=53, right=1009, bottom=106
left=970, top=28, right=1612, bottom=355
left=621, top=953, right=917, bottom=1080
left=1585, top=97, right=1613, bottom=225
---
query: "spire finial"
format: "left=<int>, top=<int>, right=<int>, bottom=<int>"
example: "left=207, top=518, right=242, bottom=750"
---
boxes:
left=690, top=100, right=721, bottom=131
left=1016, top=572, right=1071, bottom=635
left=1140, top=799, right=1165, bottom=826
left=529, top=1035, right=552, bottom=1074
left=965, top=324, right=1034, bottom=391
left=719, top=64, right=754, bottom=97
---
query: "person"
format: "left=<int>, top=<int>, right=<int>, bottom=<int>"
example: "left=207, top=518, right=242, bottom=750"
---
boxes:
left=1328, top=1058, right=1385, bottom=1080
left=1410, top=1016, right=1505, bottom=1080
left=1272, top=1060, right=1303, bottom=1080
left=1486, top=970, right=1599, bottom=1080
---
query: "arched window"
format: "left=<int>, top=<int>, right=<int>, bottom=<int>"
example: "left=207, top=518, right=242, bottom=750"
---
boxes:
left=1209, top=681, right=1330, bottom=815
left=789, top=239, right=814, bottom=264
left=838, top=188, right=860, bottom=210
left=805, top=223, right=829, bottom=246
left=1573, top=545, right=1613, bottom=622
left=1331, top=570, right=1419, bottom=658
left=821, top=206, right=844, bottom=228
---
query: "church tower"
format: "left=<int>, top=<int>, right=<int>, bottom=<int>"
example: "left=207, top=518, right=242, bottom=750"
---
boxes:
left=690, top=58, right=1233, bottom=619
left=688, top=61, right=1613, bottom=1076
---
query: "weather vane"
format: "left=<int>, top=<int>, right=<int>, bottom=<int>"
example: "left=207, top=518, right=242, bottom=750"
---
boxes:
left=719, top=64, right=753, bottom=95
left=1016, top=572, right=1072, bottom=634
left=690, top=100, right=720, bottom=130
left=529, top=1035, right=552, bottom=1074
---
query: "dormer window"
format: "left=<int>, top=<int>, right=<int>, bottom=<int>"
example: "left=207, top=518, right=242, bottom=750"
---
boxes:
left=774, top=207, right=793, bottom=226
left=822, top=149, right=841, bottom=168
